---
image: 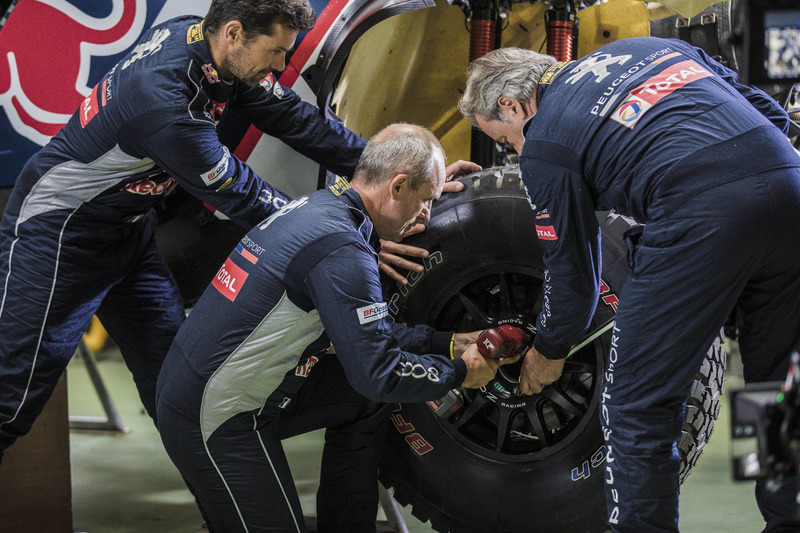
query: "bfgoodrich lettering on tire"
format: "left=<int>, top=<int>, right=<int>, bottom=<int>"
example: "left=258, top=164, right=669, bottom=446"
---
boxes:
left=379, top=166, right=725, bottom=533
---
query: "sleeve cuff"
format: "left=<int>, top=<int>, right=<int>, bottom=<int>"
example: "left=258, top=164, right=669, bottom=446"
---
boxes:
left=430, top=330, right=455, bottom=356
left=533, top=336, right=571, bottom=360
left=451, top=357, right=468, bottom=387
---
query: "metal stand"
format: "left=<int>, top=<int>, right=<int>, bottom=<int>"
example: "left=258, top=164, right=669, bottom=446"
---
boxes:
left=378, top=484, right=410, bottom=533
left=68, top=339, right=128, bottom=434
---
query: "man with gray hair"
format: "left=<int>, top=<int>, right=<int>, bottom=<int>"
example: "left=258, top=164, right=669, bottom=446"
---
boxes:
left=460, top=37, right=800, bottom=531
left=156, top=123, right=517, bottom=532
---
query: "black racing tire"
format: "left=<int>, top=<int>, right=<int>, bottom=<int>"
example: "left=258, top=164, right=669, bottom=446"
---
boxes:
left=379, top=166, right=726, bottom=533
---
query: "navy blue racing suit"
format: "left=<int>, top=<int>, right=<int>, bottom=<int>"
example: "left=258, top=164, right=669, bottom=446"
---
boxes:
left=0, top=16, right=365, bottom=457
left=522, top=37, right=800, bottom=531
left=155, top=179, right=465, bottom=532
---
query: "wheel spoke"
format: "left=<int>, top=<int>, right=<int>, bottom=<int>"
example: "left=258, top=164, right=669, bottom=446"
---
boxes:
left=454, top=394, right=490, bottom=430
left=415, top=264, right=600, bottom=458
left=523, top=402, right=551, bottom=446
left=497, top=273, right=515, bottom=316
left=542, top=384, right=585, bottom=418
left=494, top=408, right=513, bottom=452
left=456, top=291, right=492, bottom=325
left=562, top=359, right=595, bottom=375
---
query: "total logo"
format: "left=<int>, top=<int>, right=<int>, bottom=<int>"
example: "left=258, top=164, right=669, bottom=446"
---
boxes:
left=211, top=258, right=248, bottom=302
left=610, top=94, right=652, bottom=129
left=615, top=99, right=644, bottom=123
left=611, top=59, right=712, bottom=129
left=536, top=226, right=558, bottom=240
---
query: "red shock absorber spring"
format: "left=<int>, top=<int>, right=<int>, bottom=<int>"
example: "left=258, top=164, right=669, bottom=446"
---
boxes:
left=546, top=18, right=573, bottom=62
left=470, top=19, right=496, bottom=63
left=546, top=3, right=575, bottom=63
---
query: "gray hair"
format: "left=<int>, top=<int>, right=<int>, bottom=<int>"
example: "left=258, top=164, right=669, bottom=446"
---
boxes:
left=353, top=123, right=444, bottom=191
left=458, top=48, right=556, bottom=126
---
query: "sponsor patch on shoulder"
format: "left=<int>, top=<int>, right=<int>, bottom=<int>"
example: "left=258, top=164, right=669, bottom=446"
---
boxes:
left=329, top=177, right=351, bottom=196
left=202, top=146, right=230, bottom=186
left=357, top=303, right=388, bottom=325
left=539, top=61, right=575, bottom=85
left=187, top=22, right=204, bottom=44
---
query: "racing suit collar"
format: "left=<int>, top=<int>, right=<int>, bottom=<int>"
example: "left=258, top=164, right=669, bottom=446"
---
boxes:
left=333, top=183, right=382, bottom=253
left=185, top=18, right=230, bottom=92
left=524, top=81, right=553, bottom=139
left=186, top=19, right=214, bottom=64
left=522, top=114, right=536, bottom=138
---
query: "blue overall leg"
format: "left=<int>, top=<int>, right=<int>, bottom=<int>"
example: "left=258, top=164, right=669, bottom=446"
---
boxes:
left=157, top=352, right=391, bottom=533
left=602, top=169, right=800, bottom=532
left=0, top=208, right=182, bottom=457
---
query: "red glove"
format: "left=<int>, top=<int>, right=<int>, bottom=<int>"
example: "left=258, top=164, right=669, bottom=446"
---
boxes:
left=476, top=325, right=528, bottom=359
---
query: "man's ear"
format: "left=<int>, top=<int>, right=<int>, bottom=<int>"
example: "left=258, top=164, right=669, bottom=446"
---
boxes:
left=389, top=173, right=410, bottom=199
left=223, top=20, right=244, bottom=44
left=498, top=96, right=516, bottom=114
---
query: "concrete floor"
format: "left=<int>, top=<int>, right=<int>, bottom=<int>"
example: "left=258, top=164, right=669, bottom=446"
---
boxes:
left=68, top=345, right=768, bottom=533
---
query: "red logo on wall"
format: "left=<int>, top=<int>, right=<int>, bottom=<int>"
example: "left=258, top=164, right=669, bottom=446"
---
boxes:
left=1, top=0, right=141, bottom=141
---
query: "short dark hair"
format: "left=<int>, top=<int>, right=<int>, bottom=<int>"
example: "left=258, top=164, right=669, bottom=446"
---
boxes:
left=205, top=0, right=315, bottom=37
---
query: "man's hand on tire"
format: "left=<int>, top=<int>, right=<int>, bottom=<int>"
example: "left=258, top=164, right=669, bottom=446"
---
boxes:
left=443, top=160, right=481, bottom=193
left=379, top=229, right=428, bottom=285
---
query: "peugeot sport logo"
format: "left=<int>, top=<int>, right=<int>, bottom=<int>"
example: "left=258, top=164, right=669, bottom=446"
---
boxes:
left=565, top=53, right=632, bottom=84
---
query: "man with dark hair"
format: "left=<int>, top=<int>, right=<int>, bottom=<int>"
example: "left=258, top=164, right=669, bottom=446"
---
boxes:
left=204, top=0, right=316, bottom=36
left=459, top=39, right=800, bottom=531
left=0, top=0, right=443, bottom=462
left=156, top=123, right=515, bottom=532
